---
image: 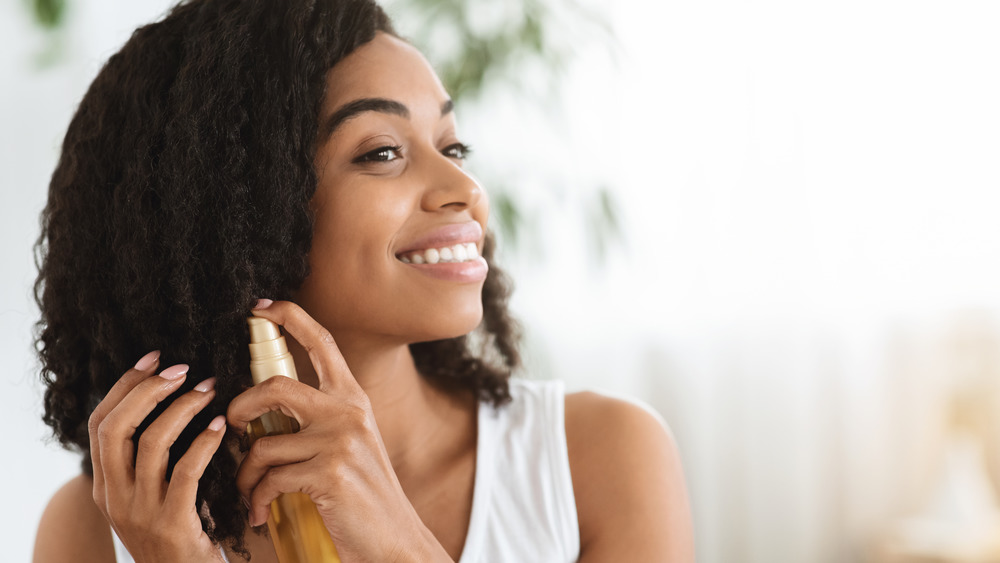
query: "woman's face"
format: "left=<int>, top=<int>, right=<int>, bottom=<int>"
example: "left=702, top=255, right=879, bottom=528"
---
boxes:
left=295, top=33, right=489, bottom=346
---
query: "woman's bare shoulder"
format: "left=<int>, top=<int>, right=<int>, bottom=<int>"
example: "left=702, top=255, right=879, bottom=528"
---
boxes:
left=34, top=474, right=116, bottom=563
left=564, top=391, right=695, bottom=563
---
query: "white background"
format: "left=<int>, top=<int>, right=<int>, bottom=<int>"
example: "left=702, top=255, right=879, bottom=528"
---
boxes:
left=4, top=1, right=1000, bottom=562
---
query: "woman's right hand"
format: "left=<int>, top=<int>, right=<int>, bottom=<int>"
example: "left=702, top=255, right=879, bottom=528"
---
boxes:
left=88, top=351, right=228, bottom=563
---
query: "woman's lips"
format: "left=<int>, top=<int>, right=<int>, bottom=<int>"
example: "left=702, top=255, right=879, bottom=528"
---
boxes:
left=394, top=221, right=488, bottom=282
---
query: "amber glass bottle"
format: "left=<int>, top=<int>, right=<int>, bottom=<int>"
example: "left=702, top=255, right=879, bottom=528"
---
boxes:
left=247, top=317, right=341, bottom=563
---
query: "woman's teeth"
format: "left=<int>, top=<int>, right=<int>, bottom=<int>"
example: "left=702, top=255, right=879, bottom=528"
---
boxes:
left=399, top=243, right=480, bottom=264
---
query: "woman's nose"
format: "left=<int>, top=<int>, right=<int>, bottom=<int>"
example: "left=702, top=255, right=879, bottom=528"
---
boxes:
left=420, top=157, right=484, bottom=212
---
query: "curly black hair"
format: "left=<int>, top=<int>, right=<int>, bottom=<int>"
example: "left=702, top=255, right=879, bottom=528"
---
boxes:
left=33, top=0, right=519, bottom=555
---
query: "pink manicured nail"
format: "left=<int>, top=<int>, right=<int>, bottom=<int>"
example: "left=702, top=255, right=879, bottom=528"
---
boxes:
left=208, top=415, right=226, bottom=432
left=194, top=377, right=216, bottom=392
left=158, top=364, right=189, bottom=380
left=134, top=350, right=160, bottom=371
left=253, top=298, right=273, bottom=310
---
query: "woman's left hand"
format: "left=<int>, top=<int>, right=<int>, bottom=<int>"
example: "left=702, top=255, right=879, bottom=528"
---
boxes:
left=226, top=300, right=450, bottom=562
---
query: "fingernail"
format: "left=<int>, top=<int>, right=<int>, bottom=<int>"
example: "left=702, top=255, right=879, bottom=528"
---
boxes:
left=194, top=377, right=216, bottom=392
left=253, top=298, right=273, bottom=310
left=134, top=350, right=160, bottom=371
left=158, top=364, right=189, bottom=380
left=208, top=415, right=226, bottom=432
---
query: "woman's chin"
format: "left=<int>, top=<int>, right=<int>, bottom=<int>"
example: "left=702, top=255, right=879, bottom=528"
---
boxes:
left=407, top=312, right=484, bottom=344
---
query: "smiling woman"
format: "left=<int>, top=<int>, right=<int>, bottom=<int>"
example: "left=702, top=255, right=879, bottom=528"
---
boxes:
left=30, top=1, right=693, bottom=562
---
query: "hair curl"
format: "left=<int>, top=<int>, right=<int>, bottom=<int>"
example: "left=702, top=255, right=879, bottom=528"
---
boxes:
left=34, top=0, right=519, bottom=554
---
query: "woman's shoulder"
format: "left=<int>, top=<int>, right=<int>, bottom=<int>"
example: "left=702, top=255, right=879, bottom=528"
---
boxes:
left=563, top=388, right=679, bottom=476
left=34, top=474, right=116, bottom=563
left=563, top=389, right=696, bottom=562
left=564, top=388, right=671, bottom=438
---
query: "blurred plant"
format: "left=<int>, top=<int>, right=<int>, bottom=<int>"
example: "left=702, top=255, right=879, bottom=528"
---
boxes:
left=29, top=0, right=66, bottom=29
left=27, top=0, right=622, bottom=262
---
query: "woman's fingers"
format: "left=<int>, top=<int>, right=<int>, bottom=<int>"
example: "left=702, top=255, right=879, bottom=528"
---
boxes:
left=235, top=431, right=316, bottom=502
left=245, top=464, right=322, bottom=527
left=96, top=364, right=190, bottom=497
left=165, top=415, right=227, bottom=514
left=250, top=300, right=351, bottom=393
left=226, top=374, right=324, bottom=433
left=134, top=378, right=218, bottom=499
left=89, top=351, right=162, bottom=497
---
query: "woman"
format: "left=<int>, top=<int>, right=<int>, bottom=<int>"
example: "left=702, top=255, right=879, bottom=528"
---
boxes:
left=32, top=0, right=693, bottom=561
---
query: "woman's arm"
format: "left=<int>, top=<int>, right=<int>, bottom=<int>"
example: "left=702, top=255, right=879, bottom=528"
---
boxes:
left=34, top=475, right=115, bottom=563
left=566, top=391, right=695, bottom=562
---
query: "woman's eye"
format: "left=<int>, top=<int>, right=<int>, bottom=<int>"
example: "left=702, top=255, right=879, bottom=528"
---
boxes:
left=442, top=142, right=472, bottom=160
left=354, top=145, right=403, bottom=163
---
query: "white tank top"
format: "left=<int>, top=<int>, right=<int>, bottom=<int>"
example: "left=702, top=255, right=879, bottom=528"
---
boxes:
left=113, top=378, right=580, bottom=562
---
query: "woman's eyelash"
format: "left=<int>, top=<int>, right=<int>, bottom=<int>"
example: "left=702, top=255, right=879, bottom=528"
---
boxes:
left=354, top=145, right=403, bottom=163
left=443, top=142, right=472, bottom=160
left=352, top=142, right=472, bottom=164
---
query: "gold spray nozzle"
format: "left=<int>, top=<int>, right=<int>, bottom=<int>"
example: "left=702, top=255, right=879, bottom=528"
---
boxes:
left=248, top=316, right=281, bottom=343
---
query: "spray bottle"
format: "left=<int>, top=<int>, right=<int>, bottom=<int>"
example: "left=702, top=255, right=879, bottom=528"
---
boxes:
left=246, top=316, right=341, bottom=562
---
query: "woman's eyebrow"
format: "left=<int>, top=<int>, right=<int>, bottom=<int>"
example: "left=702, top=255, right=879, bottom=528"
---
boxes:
left=321, top=98, right=455, bottom=140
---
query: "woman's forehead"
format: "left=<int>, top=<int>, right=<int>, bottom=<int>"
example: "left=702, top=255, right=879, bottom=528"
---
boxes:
left=321, top=33, right=449, bottom=118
